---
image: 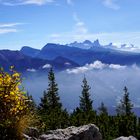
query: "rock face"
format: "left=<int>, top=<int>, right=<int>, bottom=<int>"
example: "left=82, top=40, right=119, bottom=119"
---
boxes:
left=39, top=124, right=102, bottom=140
left=114, top=136, right=138, bottom=140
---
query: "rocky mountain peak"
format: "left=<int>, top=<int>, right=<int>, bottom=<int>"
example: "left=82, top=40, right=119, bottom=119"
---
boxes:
left=93, top=39, right=101, bottom=47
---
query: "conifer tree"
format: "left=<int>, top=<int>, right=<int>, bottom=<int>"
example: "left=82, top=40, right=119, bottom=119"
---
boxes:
left=116, top=87, right=135, bottom=136
left=39, top=68, right=62, bottom=112
left=116, top=86, right=133, bottom=116
left=38, top=68, right=69, bottom=130
left=79, top=76, right=93, bottom=112
left=46, top=68, right=62, bottom=110
left=70, top=77, right=95, bottom=126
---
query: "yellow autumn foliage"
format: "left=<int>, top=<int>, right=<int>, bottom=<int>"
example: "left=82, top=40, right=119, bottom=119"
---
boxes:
left=0, top=67, right=28, bottom=127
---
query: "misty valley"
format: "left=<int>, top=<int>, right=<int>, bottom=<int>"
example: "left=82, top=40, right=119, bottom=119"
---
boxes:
left=23, top=65, right=140, bottom=116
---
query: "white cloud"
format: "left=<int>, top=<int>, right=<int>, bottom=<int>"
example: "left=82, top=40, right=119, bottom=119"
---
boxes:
left=0, top=22, right=23, bottom=34
left=109, top=64, right=126, bottom=69
left=0, top=28, right=18, bottom=34
left=65, top=62, right=71, bottom=66
left=88, top=61, right=106, bottom=69
left=103, top=0, right=120, bottom=10
left=0, top=23, right=22, bottom=28
left=66, top=66, right=88, bottom=74
left=22, top=0, right=54, bottom=5
left=42, top=64, right=52, bottom=69
left=1, top=0, right=54, bottom=6
left=66, top=60, right=126, bottom=74
left=27, top=68, right=36, bottom=72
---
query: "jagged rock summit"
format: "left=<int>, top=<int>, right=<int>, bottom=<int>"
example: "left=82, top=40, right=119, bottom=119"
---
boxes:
left=39, top=124, right=102, bottom=140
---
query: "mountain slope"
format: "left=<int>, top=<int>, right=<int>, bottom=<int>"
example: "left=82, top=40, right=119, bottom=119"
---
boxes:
left=35, top=43, right=140, bottom=66
left=20, top=46, right=40, bottom=57
left=0, top=50, right=79, bottom=72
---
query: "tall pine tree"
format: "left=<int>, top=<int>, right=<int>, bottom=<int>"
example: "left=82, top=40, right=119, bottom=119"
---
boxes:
left=116, top=86, right=133, bottom=116
left=39, top=68, right=62, bottom=112
left=47, top=68, right=62, bottom=110
left=79, top=76, right=93, bottom=112
left=70, top=76, right=95, bottom=125
left=116, top=86, right=135, bottom=136
left=38, top=68, right=69, bottom=130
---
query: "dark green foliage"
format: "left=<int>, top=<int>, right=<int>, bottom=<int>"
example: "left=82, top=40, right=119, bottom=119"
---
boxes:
left=113, top=87, right=136, bottom=138
left=116, top=86, right=133, bottom=116
left=45, top=68, right=62, bottom=110
left=38, top=91, right=49, bottom=114
left=70, top=107, right=96, bottom=126
left=80, top=77, right=93, bottom=112
left=136, top=117, right=140, bottom=139
left=70, top=77, right=96, bottom=127
left=38, top=68, right=69, bottom=131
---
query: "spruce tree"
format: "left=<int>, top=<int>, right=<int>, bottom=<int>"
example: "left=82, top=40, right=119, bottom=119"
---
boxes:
left=39, top=68, right=62, bottom=112
left=46, top=68, right=62, bottom=110
left=79, top=76, right=93, bottom=112
left=71, top=77, right=95, bottom=125
left=116, top=86, right=134, bottom=136
left=116, top=86, right=133, bottom=116
left=38, top=68, right=69, bottom=130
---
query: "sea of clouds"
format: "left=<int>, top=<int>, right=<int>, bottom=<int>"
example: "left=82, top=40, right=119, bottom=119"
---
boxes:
left=23, top=61, right=140, bottom=114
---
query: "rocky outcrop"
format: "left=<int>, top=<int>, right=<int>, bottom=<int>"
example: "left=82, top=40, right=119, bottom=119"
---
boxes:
left=23, top=125, right=138, bottom=140
left=114, top=136, right=138, bottom=140
left=39, top=124, right=102, bottom=140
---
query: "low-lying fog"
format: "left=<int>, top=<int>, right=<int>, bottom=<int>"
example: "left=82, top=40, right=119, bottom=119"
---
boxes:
left=23, top=61, right=140, bottom=115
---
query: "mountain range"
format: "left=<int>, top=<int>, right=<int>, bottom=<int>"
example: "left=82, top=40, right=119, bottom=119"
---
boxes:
left=67, top=39, right=140, bottom=52
left=1, top=39, right=140, bottom=72
left=0, top=50, right=79, bottom=72
left=21, top=40, right=140, bottom=65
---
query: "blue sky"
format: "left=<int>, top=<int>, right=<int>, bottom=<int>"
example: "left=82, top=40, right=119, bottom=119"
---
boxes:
left=0, top=0, right=140, bottom=50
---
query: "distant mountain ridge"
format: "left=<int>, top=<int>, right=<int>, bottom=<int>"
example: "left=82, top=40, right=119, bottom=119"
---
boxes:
left=67, top=39, right=140, bottom=52
left=1, top=39, right=140, bottom=73
left=20, top=41, right=140, bottom=66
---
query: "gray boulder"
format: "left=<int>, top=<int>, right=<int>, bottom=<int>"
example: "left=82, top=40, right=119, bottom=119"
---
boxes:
left=114, top=136, right=138, bottom=140
left=39, top=124, right=102, bottom=140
